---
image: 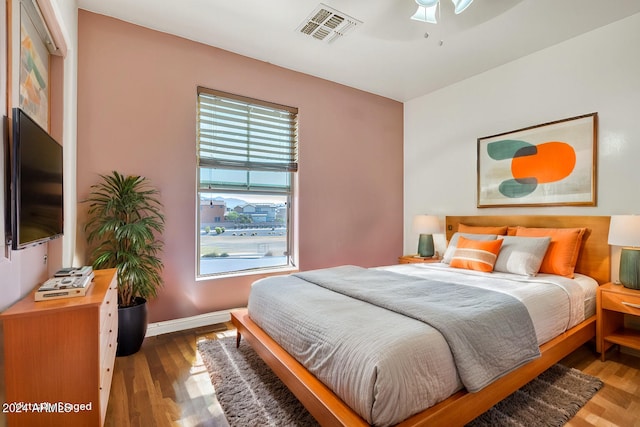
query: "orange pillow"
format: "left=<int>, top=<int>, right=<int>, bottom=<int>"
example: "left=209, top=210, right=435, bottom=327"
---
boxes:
left=514, top=227, right=586, bottom=278
left=458, top=224, right=508, bottom=235
left=450, top=236, right=504, bottom=272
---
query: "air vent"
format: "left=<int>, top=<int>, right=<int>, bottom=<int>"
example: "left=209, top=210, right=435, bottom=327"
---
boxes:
left=297, top=3, right=362, bottom=44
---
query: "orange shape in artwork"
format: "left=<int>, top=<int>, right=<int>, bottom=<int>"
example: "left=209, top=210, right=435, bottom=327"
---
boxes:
left=511, top=141, right=576, bottom=184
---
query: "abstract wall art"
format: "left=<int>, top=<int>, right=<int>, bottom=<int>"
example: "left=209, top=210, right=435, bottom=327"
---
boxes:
left=19, top=2, right=50, bottom=129
left=477, top=113, right=597, bottom=207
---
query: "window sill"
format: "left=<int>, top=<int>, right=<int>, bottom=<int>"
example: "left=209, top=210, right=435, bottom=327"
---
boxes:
left=196, top=264, right=299, bottom=282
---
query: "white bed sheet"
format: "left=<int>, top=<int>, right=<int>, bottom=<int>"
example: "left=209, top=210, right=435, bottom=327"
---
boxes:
left=379, top=263, right=598, bottom=345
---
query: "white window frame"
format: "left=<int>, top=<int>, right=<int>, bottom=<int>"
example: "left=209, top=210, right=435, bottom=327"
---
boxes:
left=196, top=87, right=298, bottom=278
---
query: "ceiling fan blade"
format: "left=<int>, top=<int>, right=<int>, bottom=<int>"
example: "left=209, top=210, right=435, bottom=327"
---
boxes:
left=452, top=0, right=474, bottom=14
left=411, top=4, right=438, bottom=23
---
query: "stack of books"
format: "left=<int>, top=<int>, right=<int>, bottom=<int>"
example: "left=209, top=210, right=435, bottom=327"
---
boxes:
left=35, top=266, right=95, bottom=301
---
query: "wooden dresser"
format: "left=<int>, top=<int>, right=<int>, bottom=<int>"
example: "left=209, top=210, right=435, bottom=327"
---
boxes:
left=1, top=269, right=118, bottom=427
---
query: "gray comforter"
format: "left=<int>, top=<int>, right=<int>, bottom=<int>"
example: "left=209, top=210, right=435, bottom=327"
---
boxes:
left=247, top=265, right=541, bottom=426
left=295, top=265, right=541, bottom=392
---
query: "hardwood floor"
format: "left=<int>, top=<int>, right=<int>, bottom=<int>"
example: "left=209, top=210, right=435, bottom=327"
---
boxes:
left=563, top=346, right=640, bottom=427
left=105, top=324, right=640, bottom=427
left=105, top=323, right=232, bottom=427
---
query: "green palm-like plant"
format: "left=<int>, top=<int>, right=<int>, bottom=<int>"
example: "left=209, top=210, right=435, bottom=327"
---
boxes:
left=85, top=171, right=165, bottom=307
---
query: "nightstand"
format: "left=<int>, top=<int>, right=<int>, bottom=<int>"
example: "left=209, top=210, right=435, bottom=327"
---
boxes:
left=398, top=255, right=441, bottom=264
left=597, top=282, right=640, bottom=361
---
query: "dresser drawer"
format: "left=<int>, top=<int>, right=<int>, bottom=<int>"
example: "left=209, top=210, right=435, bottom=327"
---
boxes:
left=100, top=328, right=117, bottom=392
left=99, top=306, right=117, bottom=419
left=100, top=307, right=118, bottom=358
left=99, top=277, right=118, bottom=410
left=99, top=331, right=117, bottom=426
left=100, top=284, right=118, bottom=327
left=100, top=297, right=117, bottom=333
left=601, top=290, right=640, bottom=314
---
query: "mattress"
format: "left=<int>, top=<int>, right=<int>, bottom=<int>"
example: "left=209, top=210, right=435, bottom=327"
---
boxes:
left=247, top=264, right=598, bottom=426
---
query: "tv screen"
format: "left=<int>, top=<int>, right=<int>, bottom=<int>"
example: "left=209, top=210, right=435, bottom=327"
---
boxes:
left=11, top=108, right=63, bottom=250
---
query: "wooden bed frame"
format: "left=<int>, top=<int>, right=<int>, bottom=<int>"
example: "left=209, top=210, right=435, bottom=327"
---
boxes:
left=231, top=215, right=611, bottom=427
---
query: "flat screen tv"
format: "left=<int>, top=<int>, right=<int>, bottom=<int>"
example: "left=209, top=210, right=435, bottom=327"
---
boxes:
left=10, top=108, right=63, bottom=250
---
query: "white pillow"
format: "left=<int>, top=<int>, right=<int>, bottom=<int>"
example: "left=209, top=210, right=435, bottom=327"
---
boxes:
left=494, top=236, right=552, bottom=276
left=442, top=232, right=498, bottom=264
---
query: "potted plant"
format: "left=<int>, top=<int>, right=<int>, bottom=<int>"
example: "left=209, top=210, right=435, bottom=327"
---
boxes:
left=85, top=171, right=165, bottom=356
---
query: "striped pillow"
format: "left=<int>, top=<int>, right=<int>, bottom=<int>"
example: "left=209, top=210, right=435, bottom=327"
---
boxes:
left=450, top=236, right=503, bottom=272
left=442, top=232, right=498, bottom=264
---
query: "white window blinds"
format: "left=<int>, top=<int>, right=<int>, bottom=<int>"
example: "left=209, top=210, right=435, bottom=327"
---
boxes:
left=197, top=87, right=298, bottom=172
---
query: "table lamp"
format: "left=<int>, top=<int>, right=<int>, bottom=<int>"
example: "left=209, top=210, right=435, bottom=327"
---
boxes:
left=608, top=215, right=640, bottom=289
left=412, top=215, right=440, bottom=258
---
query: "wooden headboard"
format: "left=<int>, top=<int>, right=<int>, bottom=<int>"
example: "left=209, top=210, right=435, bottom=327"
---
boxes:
left=445, top=215, right=611, bottom=284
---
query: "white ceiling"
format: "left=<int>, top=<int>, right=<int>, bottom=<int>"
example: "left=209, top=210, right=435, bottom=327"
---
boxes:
left=77, top=0, right=640, bottom=102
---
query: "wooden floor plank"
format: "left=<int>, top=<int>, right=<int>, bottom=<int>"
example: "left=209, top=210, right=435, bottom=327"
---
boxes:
left=104, top=324, right=640, bottom=426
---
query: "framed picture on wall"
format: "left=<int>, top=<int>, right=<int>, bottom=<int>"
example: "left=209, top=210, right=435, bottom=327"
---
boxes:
left=477, top=113, right=598, bottom=208
left=19, top=1, right=50, bottom=129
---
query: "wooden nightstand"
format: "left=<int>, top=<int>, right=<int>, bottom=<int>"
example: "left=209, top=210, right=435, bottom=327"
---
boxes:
left=597, top=282, right=640, bottom=361
left=398, top=255, right=441, bottom=264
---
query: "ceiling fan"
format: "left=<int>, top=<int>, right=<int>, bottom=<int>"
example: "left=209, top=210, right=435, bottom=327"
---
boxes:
left=411, top=0, right=474, bottom=23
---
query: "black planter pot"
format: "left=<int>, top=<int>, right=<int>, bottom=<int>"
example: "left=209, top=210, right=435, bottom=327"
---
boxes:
left=116, top=297, right=148, bottom=357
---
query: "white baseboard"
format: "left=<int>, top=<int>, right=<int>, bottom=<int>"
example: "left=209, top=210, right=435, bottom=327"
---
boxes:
left=145, top=309, right=239, bottom=337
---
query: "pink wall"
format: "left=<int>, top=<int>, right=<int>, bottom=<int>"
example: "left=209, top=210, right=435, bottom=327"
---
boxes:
left=76, top=11, right=404, bottom=323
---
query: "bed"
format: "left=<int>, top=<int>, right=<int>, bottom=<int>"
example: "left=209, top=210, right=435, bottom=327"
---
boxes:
left=231, top=215, right=610, bottom=426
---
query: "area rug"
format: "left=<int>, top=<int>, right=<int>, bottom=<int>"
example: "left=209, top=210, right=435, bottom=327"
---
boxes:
left=198, top=336, right=603, bottom=427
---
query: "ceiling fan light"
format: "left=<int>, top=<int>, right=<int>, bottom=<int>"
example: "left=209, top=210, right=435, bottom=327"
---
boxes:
left=452, top=0, right=474, bottom=14
left=410, top=4, right=438, bottom=23
left=415, top=0, right=438, bottom=6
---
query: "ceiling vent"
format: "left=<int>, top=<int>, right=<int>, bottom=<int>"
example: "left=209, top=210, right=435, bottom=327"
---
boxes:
left=297, top=3, right=362, bottom=44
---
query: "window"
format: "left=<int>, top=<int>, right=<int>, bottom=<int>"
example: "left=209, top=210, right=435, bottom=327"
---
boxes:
left=197, top=87, right=298, bottom=277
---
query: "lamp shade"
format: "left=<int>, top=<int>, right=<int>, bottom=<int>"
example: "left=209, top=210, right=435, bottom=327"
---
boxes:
left=608, top=215, right=640, bottom=289
left=412, top=215, right=440, bottom=234
left=608, top=215, right=640, bottom=247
